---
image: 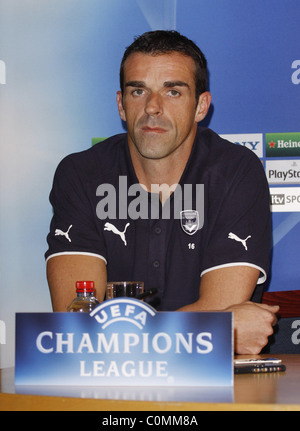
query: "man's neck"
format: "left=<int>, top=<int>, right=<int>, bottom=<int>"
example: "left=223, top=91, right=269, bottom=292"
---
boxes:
left=128, top=137, right=195, bottom=204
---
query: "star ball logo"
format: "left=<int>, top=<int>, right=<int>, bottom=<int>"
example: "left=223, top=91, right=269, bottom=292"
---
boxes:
left=90, top=298, right=156, bottom=330
left=266, top=133, right=300, bottom=157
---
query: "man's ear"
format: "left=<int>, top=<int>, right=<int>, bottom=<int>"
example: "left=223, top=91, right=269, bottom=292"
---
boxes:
left=195, top=91, right=212, bottom=123
left=116, top=91, right=126, bottom=122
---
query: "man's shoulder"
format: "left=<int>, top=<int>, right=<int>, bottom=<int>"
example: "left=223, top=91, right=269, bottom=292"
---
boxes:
left=55, top=133, right=127, bottom=180
left=196, top=127, right=260, bottom=167
left=92, top=133, right=128, bottom=152
left=69, top=133, right=127, bottom=162
left=197, top=127, right=254, bottom=155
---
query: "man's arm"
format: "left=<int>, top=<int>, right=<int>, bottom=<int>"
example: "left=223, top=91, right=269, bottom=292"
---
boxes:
left=178, top=265, right=279, bottom=354
left=47, top=255, right=107, bottom=311
left=179, top=265, right=259, bottom=311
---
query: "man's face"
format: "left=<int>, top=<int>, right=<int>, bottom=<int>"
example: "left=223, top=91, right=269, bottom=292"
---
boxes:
left=117, top=52, right=210, bottom=161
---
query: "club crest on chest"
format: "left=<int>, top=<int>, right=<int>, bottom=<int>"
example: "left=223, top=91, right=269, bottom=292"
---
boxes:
left=180, top=210, right=200, bottom=235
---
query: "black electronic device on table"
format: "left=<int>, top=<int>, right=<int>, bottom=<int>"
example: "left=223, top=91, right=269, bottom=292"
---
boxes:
left=234, top=357, right=286, bottom=374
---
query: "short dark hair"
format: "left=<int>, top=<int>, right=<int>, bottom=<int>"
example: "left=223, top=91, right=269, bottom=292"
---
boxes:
left=119, top=30, right=208, bottom=101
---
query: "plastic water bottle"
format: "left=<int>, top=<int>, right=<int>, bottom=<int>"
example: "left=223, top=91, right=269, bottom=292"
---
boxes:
left=67, top=281, right=100, bottom=312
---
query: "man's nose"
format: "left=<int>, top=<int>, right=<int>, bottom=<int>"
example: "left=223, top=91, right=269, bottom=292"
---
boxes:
left=144, top=92, right=162, bottom=116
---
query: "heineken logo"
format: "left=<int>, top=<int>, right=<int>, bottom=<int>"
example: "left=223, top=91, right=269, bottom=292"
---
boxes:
left=266, top=133, right=300, bottom=157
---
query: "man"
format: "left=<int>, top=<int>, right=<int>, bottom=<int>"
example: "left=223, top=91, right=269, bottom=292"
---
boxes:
left=45, top=30, right=278, bottom=354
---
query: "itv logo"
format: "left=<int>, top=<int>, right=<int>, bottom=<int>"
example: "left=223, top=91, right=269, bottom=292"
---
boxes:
left=270, top=187, right=300, bottom=212
left=270, top=194, right=285, bottom=205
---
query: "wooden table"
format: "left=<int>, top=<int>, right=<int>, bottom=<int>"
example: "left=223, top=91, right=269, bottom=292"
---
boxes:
left=1, top=355, right=300, bottom=411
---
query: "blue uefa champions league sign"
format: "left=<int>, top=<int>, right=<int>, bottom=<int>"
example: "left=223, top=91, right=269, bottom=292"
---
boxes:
left=15, top=298, right=233, bottom=387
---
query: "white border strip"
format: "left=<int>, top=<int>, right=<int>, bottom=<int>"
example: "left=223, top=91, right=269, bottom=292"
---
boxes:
left=45, top=251, right=107, bottom=265
left=201, top=262, right=267, bottom=284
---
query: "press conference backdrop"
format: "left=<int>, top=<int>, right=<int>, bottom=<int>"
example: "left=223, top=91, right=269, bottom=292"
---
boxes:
left=0, top=0, right=299, bottom=367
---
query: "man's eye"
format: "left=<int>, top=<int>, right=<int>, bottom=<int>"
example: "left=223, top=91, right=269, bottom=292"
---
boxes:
left=132, top=89, right=145, bottom=96
left=167, top=89, right=180, bottom=97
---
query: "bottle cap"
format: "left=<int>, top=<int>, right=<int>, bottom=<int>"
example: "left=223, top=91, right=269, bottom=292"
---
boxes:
left=76, top=281, right=95, bottom=292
